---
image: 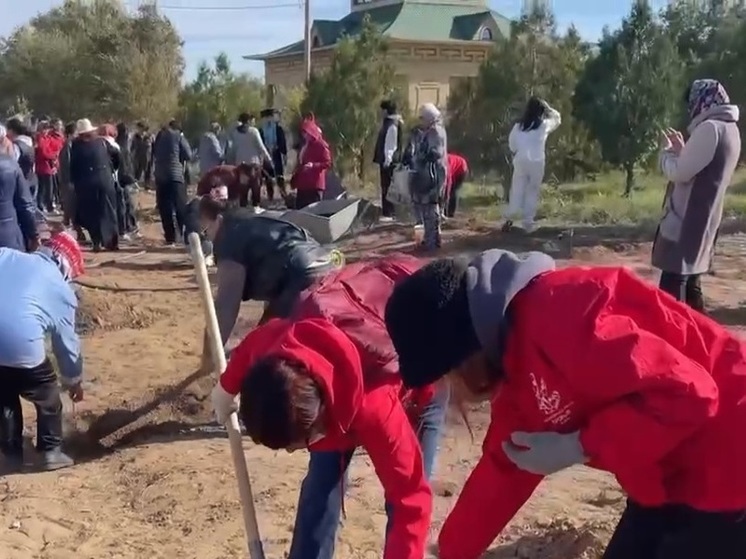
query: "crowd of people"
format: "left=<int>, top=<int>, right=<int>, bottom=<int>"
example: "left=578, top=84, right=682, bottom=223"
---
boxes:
left=0, top=76, right=745, bottom=559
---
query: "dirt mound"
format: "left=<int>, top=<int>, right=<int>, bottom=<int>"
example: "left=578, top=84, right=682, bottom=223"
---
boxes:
left=490, top=519, right=612, bottom=559
left=64, top=371, right=217, bottom=458
left=76, top=288, right=166, bottom=333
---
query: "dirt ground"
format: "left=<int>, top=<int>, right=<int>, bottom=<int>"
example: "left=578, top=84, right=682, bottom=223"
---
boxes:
left=2, top=192, right=746, bottom=559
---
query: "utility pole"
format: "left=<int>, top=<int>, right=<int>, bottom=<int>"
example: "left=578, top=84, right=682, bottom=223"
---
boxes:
left=304, top=0, right=312, bottom=83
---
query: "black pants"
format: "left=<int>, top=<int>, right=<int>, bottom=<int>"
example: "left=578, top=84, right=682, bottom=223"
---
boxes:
left=239, top=181, right=263, bottom=208
left=603, top=500, right=746, bottom=559
left=155, top=179, right=188, bottom=243
left=0, top=360, right=63, bottom=455
left=446, top=174, right=467, bottom=217
left=295, top=189, right=322, bottom=209
left=135, top=158, right=152, bottom=184
left=37, top=174, right=57, bottom=212
left=659, top=272, right=705, bottom=312
left=116, top=183, right=138, bottom=235
left=379, top=164, right=394, bottom=217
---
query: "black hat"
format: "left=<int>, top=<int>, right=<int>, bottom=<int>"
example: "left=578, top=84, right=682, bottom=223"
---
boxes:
left=385, top=258, right=481, bottom=388
left=260, top=108, right=272, bottom=118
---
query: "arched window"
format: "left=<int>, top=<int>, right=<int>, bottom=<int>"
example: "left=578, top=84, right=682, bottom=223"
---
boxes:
left=312, top=35, right=321, bottom=48
left=479, top=27, right=493, bottom=41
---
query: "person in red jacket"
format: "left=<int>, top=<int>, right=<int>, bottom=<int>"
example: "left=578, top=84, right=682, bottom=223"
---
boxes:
left=384, top=249, right=746, bottom=559
left=290, top=118, right=331, bottom=209
left=196, top=163, right=263, bottom=210
left=35, top=121, right=65, bottom=214
left=444, top=153, right=469, bottom=218
left=211, top=255, right=447, bottom=559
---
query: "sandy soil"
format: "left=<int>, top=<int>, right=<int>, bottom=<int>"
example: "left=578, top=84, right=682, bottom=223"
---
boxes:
left=2, top=192, right=746, bottom=559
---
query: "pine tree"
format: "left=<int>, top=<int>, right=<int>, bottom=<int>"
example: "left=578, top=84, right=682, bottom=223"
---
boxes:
left=573, top=0, right=684, bottom=195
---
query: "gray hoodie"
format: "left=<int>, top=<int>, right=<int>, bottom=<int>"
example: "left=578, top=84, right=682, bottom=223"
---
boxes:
left=226, top=123, right=271, bottom=166
left=466, top=249, right=556, bottom=363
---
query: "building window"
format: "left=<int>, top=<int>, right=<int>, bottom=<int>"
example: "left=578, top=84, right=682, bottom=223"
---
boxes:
left=312, top=35, right=321, bottom=48
left=479, top=27, right=493, bottom=41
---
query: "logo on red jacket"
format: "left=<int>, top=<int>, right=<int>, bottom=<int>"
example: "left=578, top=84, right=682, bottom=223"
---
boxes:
left=530, top=373, right=572, bottom=426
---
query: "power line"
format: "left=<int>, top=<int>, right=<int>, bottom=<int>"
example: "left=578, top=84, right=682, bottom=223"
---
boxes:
left=145, top=2, right=303, bottom=10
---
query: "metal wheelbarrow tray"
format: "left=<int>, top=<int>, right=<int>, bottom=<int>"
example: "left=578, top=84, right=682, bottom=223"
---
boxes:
left=280, top=197, right=362, bottom=245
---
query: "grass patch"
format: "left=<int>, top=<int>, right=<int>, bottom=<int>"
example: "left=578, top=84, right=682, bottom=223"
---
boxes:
left=457, top=168, right=746, bottom=226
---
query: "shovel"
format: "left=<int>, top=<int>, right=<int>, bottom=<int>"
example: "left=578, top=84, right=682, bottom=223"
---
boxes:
left=188, top=232, right=266, bottom=559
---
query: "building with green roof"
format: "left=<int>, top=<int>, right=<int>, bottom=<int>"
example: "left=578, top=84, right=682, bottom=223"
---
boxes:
left=246, top=0, right=511, bottom=110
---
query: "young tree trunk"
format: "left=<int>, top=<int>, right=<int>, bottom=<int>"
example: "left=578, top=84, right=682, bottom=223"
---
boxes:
left=623, top=161, right=635, bottom=197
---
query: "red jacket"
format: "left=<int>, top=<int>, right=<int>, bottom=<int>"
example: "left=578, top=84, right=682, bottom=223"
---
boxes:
left=291, top=119, right=331, bottom=192
left=439, top=266, right=746, bottom=559
left=196, top=163, right=261, bottom=202
left=221, top=255, right=433, bottom=559
left=445, top=153, right=468, bottom=196
left=35, top=131, right=64, bottom=176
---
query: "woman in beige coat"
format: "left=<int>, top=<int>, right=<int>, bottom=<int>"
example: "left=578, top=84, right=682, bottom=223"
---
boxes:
left=653, top=79, right=741, bottom=311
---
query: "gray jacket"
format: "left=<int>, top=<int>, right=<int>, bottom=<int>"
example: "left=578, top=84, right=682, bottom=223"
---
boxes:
left=410, top=122, right=447, bottom=204
left=652, top=104, right=741, bottom=275
left=226, top=123, right=271, bottom=166
left=153, top=128, right=192, bottom=183
left=199, top=131, right=224, bottom=175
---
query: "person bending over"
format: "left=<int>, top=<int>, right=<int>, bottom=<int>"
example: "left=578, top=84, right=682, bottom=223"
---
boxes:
left=0, top=231, right=85, bottom=472
left=212, top=255, right=447, bottom=559
left=197, top=162, right=264, bottom=212
left=384, top=249, right=746, bottom=559
left=197, top=196, right=337, bottom=367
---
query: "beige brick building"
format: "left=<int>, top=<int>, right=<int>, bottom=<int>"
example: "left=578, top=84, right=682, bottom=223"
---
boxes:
left=245, top=0, right=511, bottom=111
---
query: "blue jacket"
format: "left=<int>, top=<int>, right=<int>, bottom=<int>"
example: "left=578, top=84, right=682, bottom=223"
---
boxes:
left=0, top=248, right=83, bottom=384
left=0, top=154, right=37, bottom=251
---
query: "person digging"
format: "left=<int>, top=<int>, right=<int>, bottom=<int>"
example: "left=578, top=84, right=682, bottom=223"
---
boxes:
left=0, top=231, right=85, bottom=472
left=211, top=255, right=446, bottom=559
left=384, top=249, right=746, bottom=559
left=196, top=195, right=339, bottom=370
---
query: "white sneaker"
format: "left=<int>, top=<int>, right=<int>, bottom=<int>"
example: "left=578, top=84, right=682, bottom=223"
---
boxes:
left=204, top=254, right=215, bottom=267
left=252, top=206, right=265, bottom=214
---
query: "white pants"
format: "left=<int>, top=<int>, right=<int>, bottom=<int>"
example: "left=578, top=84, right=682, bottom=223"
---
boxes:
left=504, top=160, right=544, bottom=229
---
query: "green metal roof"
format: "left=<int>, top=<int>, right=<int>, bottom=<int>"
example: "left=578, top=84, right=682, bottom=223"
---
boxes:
left=246, top=2, right=511, bottom=60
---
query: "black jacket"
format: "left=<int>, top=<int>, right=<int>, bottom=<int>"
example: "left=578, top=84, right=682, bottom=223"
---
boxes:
left=153, top=128, right=192, bottom=183
left=212, top=209, right=330, bottom=301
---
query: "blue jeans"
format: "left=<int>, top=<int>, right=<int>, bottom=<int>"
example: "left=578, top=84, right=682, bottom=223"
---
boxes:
left=287, top=385, right=449, bottom=559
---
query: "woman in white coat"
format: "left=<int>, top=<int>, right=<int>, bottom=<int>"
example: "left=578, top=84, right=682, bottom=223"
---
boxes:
left=503, top=97, right=561, bottom=233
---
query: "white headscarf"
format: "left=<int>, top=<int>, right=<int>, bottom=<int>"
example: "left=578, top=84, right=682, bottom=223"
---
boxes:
left=419, top=103, right=441, bottom=126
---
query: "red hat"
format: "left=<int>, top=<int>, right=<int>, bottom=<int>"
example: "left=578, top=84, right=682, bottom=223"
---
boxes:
left=42, top=231, right=84, bottom=279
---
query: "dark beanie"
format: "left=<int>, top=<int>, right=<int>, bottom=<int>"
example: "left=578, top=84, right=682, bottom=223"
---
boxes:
left=385, top=258, right=481, bottom=388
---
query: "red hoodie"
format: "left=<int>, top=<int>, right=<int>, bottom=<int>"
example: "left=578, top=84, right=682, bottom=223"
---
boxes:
left=220, top=255, right=433, bottom=559
left=291, top=119, right=331, bottom=192
left=438, top=265, right=746, bottom=559
left=35, top=131, right=65, bottom=176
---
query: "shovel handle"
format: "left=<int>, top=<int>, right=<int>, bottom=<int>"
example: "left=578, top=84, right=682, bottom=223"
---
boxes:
left=188, top=233, right=266, bottom=559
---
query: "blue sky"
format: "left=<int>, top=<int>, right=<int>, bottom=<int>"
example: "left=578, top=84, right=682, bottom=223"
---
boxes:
left=2, top=0, right=671, bottom=80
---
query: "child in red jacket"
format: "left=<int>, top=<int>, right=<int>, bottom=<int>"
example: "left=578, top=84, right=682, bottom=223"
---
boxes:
left=211, top=255, right=446, bottom=559
left=384, top=249, right=746, bottom=559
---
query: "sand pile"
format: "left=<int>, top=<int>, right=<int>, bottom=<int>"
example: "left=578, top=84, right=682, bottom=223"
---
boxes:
left=76, top=288, right=165, bottom=333
left=488, top=518, right=613, bottom=559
